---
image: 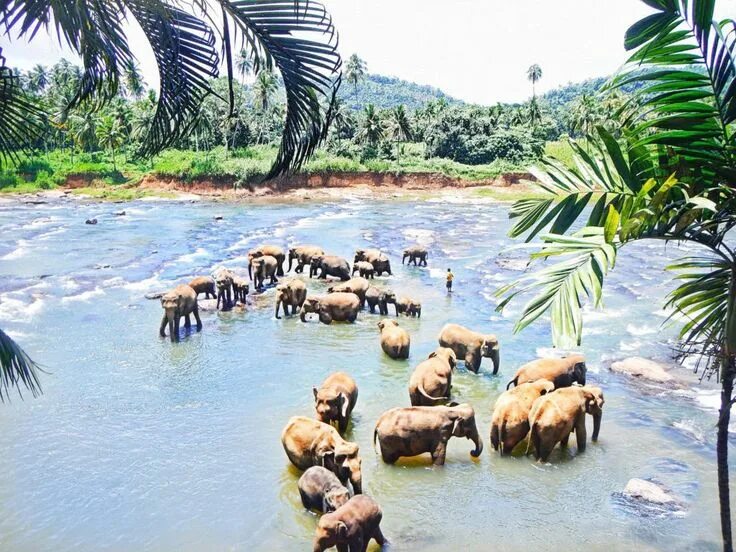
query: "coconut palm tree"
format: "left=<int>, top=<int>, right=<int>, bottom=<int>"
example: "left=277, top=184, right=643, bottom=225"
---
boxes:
left=526, top=63, right=542, bottom=98
left=236, top=48, right=255, bottom=82
left=27, top=64, right=48, bottom=94
left=568, top=93, right=600, bottom=138
left=124, top=61, right=145, bottom=100
left=499, top=1, right=736, bottom=549
left=387, top=104, right=412, bottom=159
left=356, top=104, right=383, bottom=146
left=0, top=328, right=43, bottom=402
left=253, top=70, right=278, bottom=112
left=345, top=53, right=367, bottom=103
left=96, top=114, right=124, bottom=170
left=0, top=0, right=341, bottom=177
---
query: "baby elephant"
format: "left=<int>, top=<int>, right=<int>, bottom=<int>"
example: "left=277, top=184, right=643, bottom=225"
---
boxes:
left=298, top=466, right=350, bottom=513
left=365, top=287, right=397, bottom=316
left=377, top=319, right=410, bottom=359
left=313, top=495, right=386, bottom=552
left=374, top=403, right=483, bottom=465
left=214, top=268, right=234, bottom=310
left=231, top=275, right=250, bottom=304
left=314, top=372, right=358, bottom=433
left=352, top=261, right=375, bottom=279
left=159, top=284, right=202, bottom=342
left=507, top=354, right=586, bottom=390
left=396, top=296, right=421, bottom=317
left=490, top=379, right=555, bottom=455
left=188, top=276, right=216, bottom=299
left=408, top=347, right=457, bottom=406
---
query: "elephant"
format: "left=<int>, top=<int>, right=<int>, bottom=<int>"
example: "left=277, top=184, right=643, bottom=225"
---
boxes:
left=298, top=466, right=351, bottom=513
left=507, top=354, right=586, bottom=390
left=188, top=276, right=216, bottom=299
left=288, top=245, right=325, bottom=273
left=365, top=287, right=398, bottom=316
left=274, top=279, right=307, bottom=318
left=310, top=255, right=351, bottom=281
left=214, top=268, right=234, bottom=310
left=328, top=277, right=370, bottom=308
left=408, top=348, right=457, bottom=406
left=159, top=284, right=202, bottom=342
left=313, top=495, right=386, bottom=552
left=438, top=323, right=500, bottom=374
left=251, top=255, right=279, bottom=291
left=352, top=261, right=376, bottom=279
left=281, top=416, right=362, bottom=494
left=377, top=319, right=410, bottom=359
left=231, top=275, right=250, bottom=304
left=402, top=245, right=428, bottom=266
left=300, top=293, right=360, bottom=324
left=314, top=372, right=358, bottom=433
left=247, top=245, right=285, bottom=277
left=373, top=403, right=483, bottom=465
left=396, top=296, right=421, bottom=317
left=528, top=385, right=605, bottom=462
left=354, top=249, right=392, bottom=276
left=490, top=379, right=555, bottom=455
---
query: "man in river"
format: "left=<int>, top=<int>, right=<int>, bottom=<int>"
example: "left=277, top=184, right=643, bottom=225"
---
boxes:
left=446, top=268, right=454, bottom=293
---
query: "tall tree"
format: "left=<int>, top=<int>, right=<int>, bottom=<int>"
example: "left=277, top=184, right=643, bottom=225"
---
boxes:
left=345, top=53, right=367, bottom=103
left=123, top=61, right=145, bottom=99
left=96, top=114, right=124, bottom=170
left=236, top=48, right=254, bottom=82
left=499, top=1, right=736, bottom=549
left=253, top=70, right=278, bottom=112
left=27, top=64, right=48, bottom=94
left=356, top=103, right=383, bottom=146
left=0, top=0, right=341, bottom=177
left=526, top=63, right=543, bottom=98
left=387, top=104, right=412, bottom=159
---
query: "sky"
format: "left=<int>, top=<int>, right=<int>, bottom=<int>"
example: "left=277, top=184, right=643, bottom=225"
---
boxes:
left=1, top=0, right=735, bottom=105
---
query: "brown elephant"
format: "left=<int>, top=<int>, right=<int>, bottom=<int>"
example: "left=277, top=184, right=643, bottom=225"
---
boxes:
left=188, top=276, right=215, bottom=299
left=231, top=275, right=250, bottom=304
left=352, top=261, right=375, bottom=279
left=314, top=372, right=358, bottom=433
left=214, top=268, right=234, bottom=310
left=298, top=466, right=351, bottom=513
left=247, top=245, right=285, bottom=277
left=396, top=296, right=421, bottom=317
left=310, top=255, right=351, bottom=281
left=300, top=293, right=360, bottom=324
left=365, top=286, right=397, bottom=315
left=281, top=416, right=362, bottom=494
left=159, top=284, right=202, bottom=342
left=251, top=255, right=279, bottom=291
left=490, top=379, right=555, bottom=455
left=438, top=323, right=500, bottom=374
left=288, top=245, right=325, bottom=273
left=377, top=319, right=410, bottom=359
left=328, top=277, right=370, bottom=308
left=507, top=355, right=586, bottom=390
left=373, top=403, right=483, bottom=465
left=402, top=245, right=428, bottom=266
left=408, top=348, right=457, bottom=406
left=274, top=279, right=307, bottom=318
left=528, top=385, right=605, bottom=462
left=354, top=249, right=392, bottom=276
left=313, top=495, right=386, bottom=552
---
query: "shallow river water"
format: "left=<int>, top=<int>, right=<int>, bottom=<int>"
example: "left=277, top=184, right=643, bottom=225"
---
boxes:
left=0, top=193, right=731, bottom=551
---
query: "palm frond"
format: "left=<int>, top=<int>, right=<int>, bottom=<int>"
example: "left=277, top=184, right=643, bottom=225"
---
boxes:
left=0, top=328, right=43, bottom=402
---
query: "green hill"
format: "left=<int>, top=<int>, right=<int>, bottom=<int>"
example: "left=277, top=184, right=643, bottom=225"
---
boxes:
left=339, top=74, right=462, bottom=111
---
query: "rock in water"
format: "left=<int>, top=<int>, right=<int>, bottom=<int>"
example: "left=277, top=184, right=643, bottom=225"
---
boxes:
left=145, top=291, right=165, bottom=300
left=623, top=479, right=676, bottom=504
left=85, top=218, right=98, bottom=225
left=610, top=357, right=675, bottom=384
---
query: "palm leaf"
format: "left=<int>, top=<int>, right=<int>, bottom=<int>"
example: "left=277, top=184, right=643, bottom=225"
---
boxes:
left=0, top=328, right=43, bottom=402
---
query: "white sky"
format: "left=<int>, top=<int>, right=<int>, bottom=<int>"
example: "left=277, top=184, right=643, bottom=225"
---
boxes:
left=2, top=0, right=735, bottom=104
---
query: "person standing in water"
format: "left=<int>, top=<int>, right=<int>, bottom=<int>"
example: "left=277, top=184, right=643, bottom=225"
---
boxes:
left=446, top=268, right=454, bottom=293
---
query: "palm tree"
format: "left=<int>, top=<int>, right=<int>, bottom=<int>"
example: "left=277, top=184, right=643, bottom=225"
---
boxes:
left=27, top=64, right=48, bottom=94
left=499, top=2, right=736, bottom=549
left=68, top=110, right=98, bottom=152
left=387, top=104, right=412, bottom=159
left=527, top=97, right=542, bottom=127
left=345, top=53, right=367, bottom=103
left=124, top=61, right=145, bottom=99
left=0, top=1, right=341, bottom=177
left=253, top=70, right=278, bottom=112
left=96, top=114, right=124, bottom=170
left=568, top=94, right=599, bottom=138
left=0, top=328, right=43, bottom=402
left=526, top=63, right=542, bottom=98
left=236, top=48, right=255, bottom=82
left=356, top=104, right=383, bottom=146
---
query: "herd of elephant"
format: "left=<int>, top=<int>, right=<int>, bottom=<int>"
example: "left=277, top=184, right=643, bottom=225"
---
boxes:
left=155, top=242, right=605, bottom=551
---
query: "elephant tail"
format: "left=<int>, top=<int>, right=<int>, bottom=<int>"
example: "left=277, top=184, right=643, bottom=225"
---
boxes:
left=527, top=423, right=539, bottom=457
left=373, top=426, right=379, bottom=453
left=418, top=381, right=447, bottom=403
left=499, top=421, right=507, bottom=454
left=506, top=376, right=518, bottom=390
left=490, top=423, right=500, bottom=451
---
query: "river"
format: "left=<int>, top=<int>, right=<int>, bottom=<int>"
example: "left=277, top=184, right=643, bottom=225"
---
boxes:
left=0, top=193, right=729, bottom=551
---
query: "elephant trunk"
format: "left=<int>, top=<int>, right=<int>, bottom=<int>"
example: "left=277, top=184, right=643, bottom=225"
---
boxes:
left=167, top=313, right=176, bottom=342
left=402, top=253, right=407, bottom=264
left=351, top=474, right=362, bottom=495
left=248, top=262, right=253, bottom=280
left=287, top=254, right=294, bottom=272
left=300, top=309, right=308, bottom=323
left=468, top=425, right=484, bottom=457
left=592, top=412, right=602, bottom=442
left=490, top=346, right=500, bottom=375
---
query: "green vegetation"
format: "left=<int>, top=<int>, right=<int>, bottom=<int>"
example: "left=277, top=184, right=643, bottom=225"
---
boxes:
left=501, top=2, right=736, bottom=549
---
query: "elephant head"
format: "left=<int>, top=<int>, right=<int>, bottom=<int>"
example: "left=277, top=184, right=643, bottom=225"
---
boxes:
left=480, top=335, right=501, bottom=374
left=317, top=440, right=362, bottom=494
left=301, top=297, right=321, bottom=322
left=313, top=386, right=350, bottom=425
left=323, top=487, right=350, bottom=513
left=430, top=347, right=457, bottom=369
left=582, top=386, right=605, bottom=441
left=160, top=290, right=182, bottom=342
left=381, top=290, right=398, bottom=315
left=214, top=268, right=233, bottom=290
left=309, top=255, right=324, bottom=278
left=247, top=249, right=264, bottom=279
left=274, top=284, right=291, bottom=319
left=313, top=514, right=347, bottom=552
left=449, top=404, right=483, bottom=458
left=402, top=249, right=410, bottom=264
left=568, top=354, right=587, bottom=385
left=353, top=249, right=366, bottom=263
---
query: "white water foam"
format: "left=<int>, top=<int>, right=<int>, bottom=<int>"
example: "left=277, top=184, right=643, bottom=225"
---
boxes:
left=1, top=240, right=29, bottom=260
left=61, top=287, right=105, bottom=303
left=0, top=295, right=45, bottom=323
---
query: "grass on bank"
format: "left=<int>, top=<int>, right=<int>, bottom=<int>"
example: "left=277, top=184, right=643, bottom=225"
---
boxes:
left=0, top=144, right=530, bottom=194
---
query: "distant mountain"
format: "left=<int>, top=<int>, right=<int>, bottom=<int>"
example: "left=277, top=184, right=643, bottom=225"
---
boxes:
left=339, top=74, right=462, bottom=111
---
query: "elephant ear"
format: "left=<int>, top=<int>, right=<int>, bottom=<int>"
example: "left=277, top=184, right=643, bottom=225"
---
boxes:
left=428, top=351, right=438, bottom=359
left=313, top=387, right=319, bottom=401
left=339, top=393, right=349, bottom=419
left=451, top=416, right=465, bottom=436
left=319, top=450, right=335, bottom=468
left=377, top=321, right=385, bottom=331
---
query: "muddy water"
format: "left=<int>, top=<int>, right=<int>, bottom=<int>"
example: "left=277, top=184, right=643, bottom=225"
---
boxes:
left=0, top=194, right=729, bottom=551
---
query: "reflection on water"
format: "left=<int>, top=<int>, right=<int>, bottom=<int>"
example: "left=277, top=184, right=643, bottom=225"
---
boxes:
left=0, top=195, right=729, bottom=551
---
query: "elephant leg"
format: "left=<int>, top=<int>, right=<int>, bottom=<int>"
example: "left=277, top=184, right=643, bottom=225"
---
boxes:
left=465, top=353, right=480, bottom=374
left=159, top=314, right=168, bottom=337
left=431, top=441, right=447, bottom=465
left=350, top=536, right=364, bottom=552
left=490, top=424, right=500, bottom=451
left=319, top=311, right=333, bottom=325
left=575, top=414, right=588, bottom=453
left=338, top=416, right=348, bottom=434
left=173, top=317, right=180, bottom=342
left=184, top=314, right=191, bottom=329
left=347, top=311, right=357, bottom=323
left=336, top=544, right=349, bottom=552
left=194, top=307, right=202, bottom=330
left=381, top=451, right=399, bottom=464
left=372, top=525, right=386, bottom=546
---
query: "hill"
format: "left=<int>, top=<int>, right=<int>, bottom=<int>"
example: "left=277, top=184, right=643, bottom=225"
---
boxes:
left=339, top=74, right=462, bottom=111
